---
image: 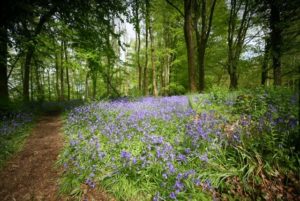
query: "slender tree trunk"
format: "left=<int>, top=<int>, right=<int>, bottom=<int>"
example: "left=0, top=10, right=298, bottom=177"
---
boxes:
left=144, top=0, right=150, bottom=96
left=269, top=0, right=282, bottom=86
left=135, top=0, right=142, bottom=92
left=107, top=56, right=111, bottom=95
left=92, top=73, right=97, bottom=99
left=30, top=65, right=33, bottom=101
left=149, top=14, right=158, bottom=96
left=227, top=0, right=251, bottom=90
left=184, top=0, right=197, bottom=92
left=34, top=59, right=43, bottom=101
left=60, top=40, right=64, bottom=101
left=23, top=45, right=34, bottom=102
left=194, top=0, right=217, bottom=92
left=261, top=37, right=270, bottom=85
left=42, top=66, right=45, bottom=99
left=47, top=69, right=51, bottom=100
left=64, top=41, right=70, bottom=100
left=85, top=72, right=89, bottom=99
left=198, top=44, right=206, bottom=92
left=55, top=51, right=60, bottom=101
left=0, top=25, right=9, bottom=103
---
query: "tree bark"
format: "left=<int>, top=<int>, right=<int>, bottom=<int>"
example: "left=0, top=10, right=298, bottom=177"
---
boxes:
left=55, top=51, right=60, bottom=101
left=134, top=0, right=142, bottom=92
left=60, top=40, right=64, bottom=101
left=269, top=0, right=282, bottom=86
left=0, top=25, right=9, bottom=103
left=92, top=74, right=97, bottom=99
left=47, top=69, right=51, bottom=100
left=149, top=12, right=158, bottom=96
left=194, top=0, right=217, bottom=92
left=184, top=0, right=197, bottom=92
left=34, top=58, right=44, bottom=101
left=261, top=37, right=270, bottom=85
left=64, top=41, right=70, bottom=100
left=85, top=72, right=89, bottom=99
left=229, top=68, right=238, bottom=89
left=144, top=0, right=150, bottom=96
left=23, top=45, right=34, bottom=102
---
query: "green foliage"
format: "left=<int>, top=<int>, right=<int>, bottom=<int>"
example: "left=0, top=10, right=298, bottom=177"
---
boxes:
left=194, top=87, right=299, bottom=200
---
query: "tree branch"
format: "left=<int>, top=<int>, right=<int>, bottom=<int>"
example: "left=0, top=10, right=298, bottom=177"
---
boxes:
left=165, top=0, right=184, bottom=18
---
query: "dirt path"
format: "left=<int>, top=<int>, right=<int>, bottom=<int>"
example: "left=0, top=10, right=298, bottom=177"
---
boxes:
left=0, top=114, right=63, bottom=201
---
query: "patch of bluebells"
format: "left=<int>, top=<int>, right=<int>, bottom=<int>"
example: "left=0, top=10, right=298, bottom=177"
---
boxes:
left=0, top=112, right=33, bottom=136
left=60, top=92, right=299, bottom=200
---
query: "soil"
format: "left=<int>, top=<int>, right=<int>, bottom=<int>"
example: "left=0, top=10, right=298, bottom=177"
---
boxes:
left=0, top=114, right=64, bottom=201
left=0, top=113, right=115, bottom=201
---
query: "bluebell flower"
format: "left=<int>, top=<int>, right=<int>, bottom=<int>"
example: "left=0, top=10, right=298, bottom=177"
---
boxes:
left=121, top=151, right=131, bottom=160
left=169, top=192, right=176, bottom=199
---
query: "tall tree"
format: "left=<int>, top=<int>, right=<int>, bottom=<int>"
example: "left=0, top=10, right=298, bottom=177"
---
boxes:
left=60, top=40, right=64, bottom=101
left=143, top=0, right=150, bottom=96
left=148, top=2, right=158, bottom=96
left=0, top=25, right=8, bottom=103
left=64, top=41, right=70, bottom=100
left=166, top=0, right=198, bottom=92
left=194, top=0, right=217, bottom=92
left=227, top=0, right=253, bottom=89
left=23, top=6, right=57, bottom=102
left=261, top=36, right=270, bottom=85
left=268, top=0, right=282, bottom=86
left=133, top=0, right=142, bottom=92
left=183, top=0, right=197, bottom=92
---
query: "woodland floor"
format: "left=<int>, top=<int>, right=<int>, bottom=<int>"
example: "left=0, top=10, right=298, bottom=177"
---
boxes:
left=0, top=113, right=112, bottom=201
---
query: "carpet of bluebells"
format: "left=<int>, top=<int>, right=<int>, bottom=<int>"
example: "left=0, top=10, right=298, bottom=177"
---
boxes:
left=60, top=88, right=299, bottom=200
left=0, top=111, right=34, bottom=167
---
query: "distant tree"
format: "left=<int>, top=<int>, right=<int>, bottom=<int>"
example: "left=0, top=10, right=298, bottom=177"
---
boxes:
left=194, top=0, right=217, bottom=92
left=227, top=0, right=254, bottom=89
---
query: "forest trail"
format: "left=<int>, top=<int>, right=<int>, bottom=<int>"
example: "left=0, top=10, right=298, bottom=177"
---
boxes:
left=0, top=113, right=114, bottom=201
left=0, top=114, right=63, bottom=201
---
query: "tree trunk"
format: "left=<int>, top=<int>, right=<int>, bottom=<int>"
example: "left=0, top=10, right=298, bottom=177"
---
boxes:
left=30, top=64, right=33, bottom=101
left=261, top=37, right=270, bottom=85
left=135, top=0, right=142, bottom=92
left=22, top=7, right=57, bottom=102
left=144, top=0, right=150, bottom=96
left=184, top=0, right=197, bottom=92
left=227, top=0, right=251, bottom=90
left=149, top=12, right=158, bottom=96
left=60, top=40, right=64, bottom=101
left=85, top=72, right=89, bottom=100
left=194, top=0, right=217, bottom=92
left=55, top=51, right=60, bottom=101
left=47, top=69, right=51, bottom=100
left=34, top=59, right=44, bottom=101
left=269, top=0, right=282, bottom=86
left=229, top=67, right=238, bottom=89
left=23, top=45, right=34, bottom=102
left=106, top=56, right=111, bottom=96
left=197, top=33, right=206, bottom=92
left=0, top=25, right=9, bottom=103
left=64, top=41, right=70, bottom=100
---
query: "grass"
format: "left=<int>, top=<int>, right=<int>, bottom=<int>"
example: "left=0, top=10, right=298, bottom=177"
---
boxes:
left=0, top=121, right=34, bottom=169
